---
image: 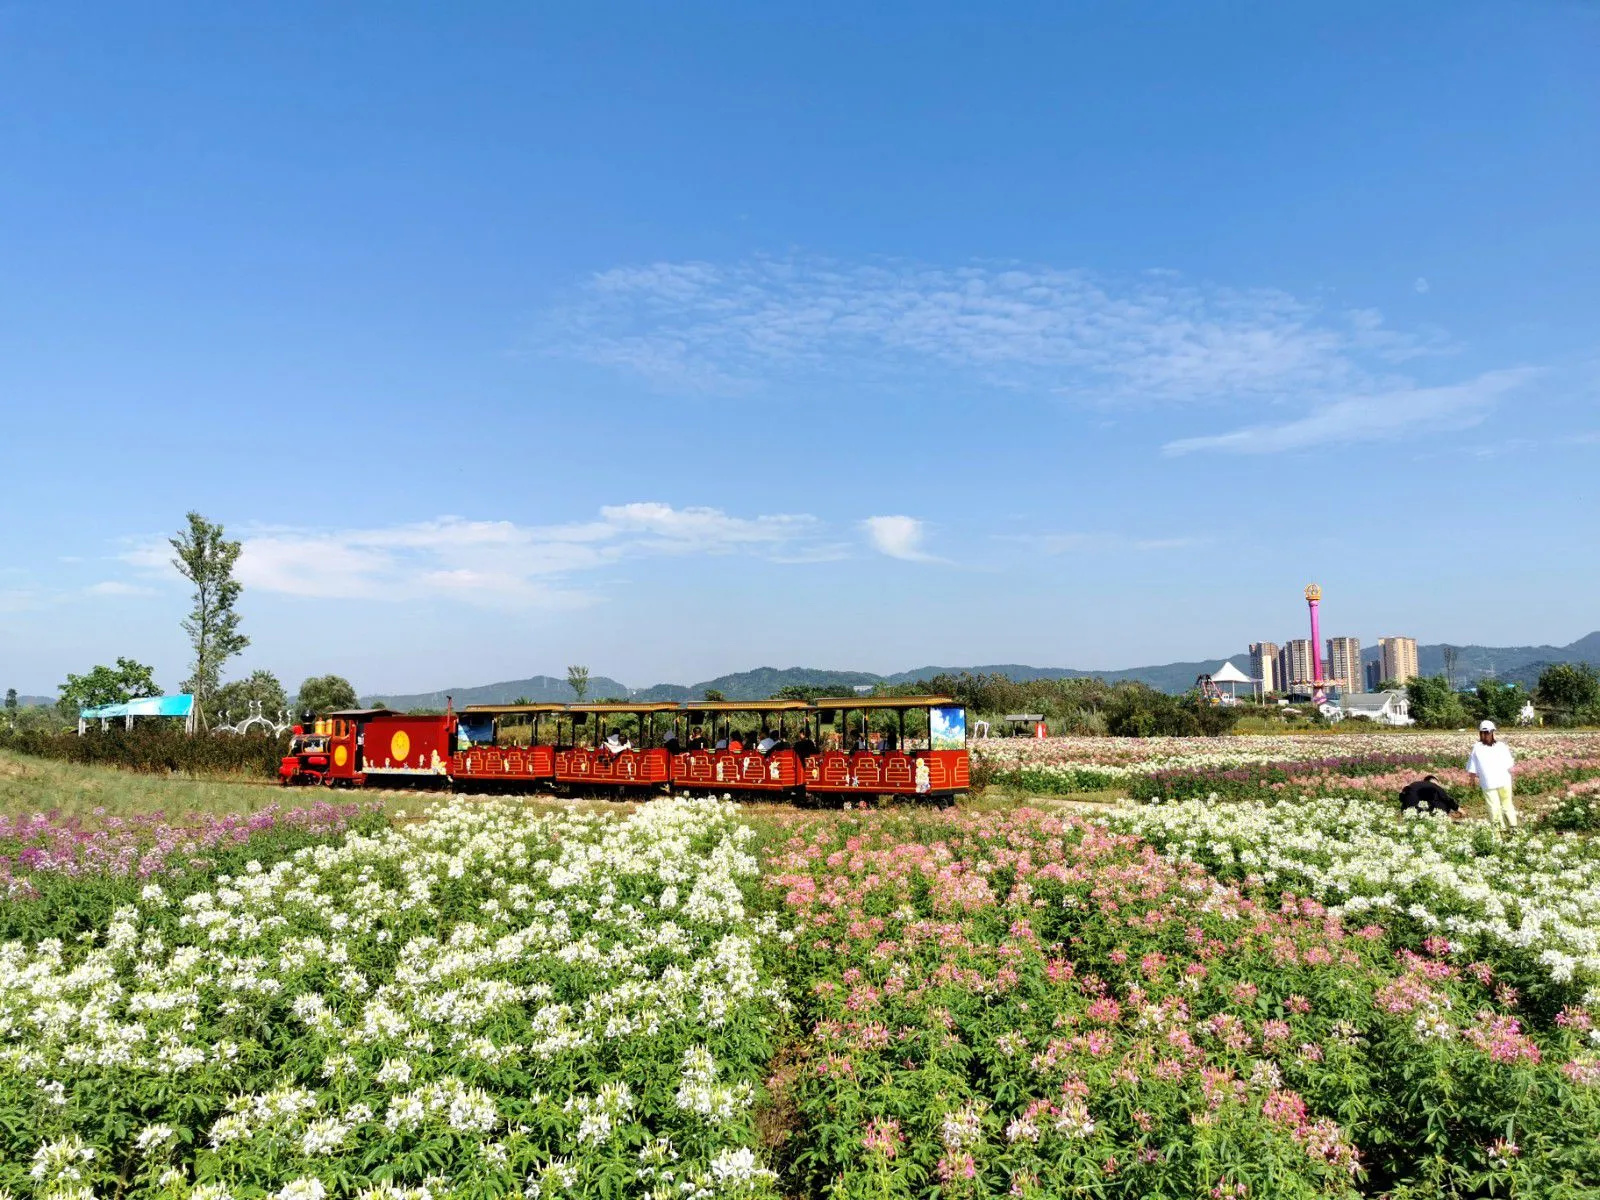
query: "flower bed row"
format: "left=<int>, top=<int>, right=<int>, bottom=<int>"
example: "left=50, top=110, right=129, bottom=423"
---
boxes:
left=975, top=731, right=1600, bottom=778
left=759, top=807, right=1600, bottom=1198
left=1104, top=796, right=1600, bottom=1008
left=0, top=803, right=369, bottom=894
left=0, top=797, right=788, bottom=1200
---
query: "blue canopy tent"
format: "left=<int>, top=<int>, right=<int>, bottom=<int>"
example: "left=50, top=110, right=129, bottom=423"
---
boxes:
left=78, top=693, right=196, bottom=735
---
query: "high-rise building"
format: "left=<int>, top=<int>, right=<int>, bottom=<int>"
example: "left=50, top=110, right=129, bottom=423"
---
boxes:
left=1325, top=637, right=1361, bottom=695
left=1280, top=640, right=1315, bottom=692
left=1249, top=642, right=1280, bottom=693
left=1379, top=637, right=1420, bottom=686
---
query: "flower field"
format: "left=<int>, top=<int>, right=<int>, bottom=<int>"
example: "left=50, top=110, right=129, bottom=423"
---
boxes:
left=975, top=733, right=1600, bottom=805
left=4, top=732, right=1600, bottom=1198
left=1, top=798, right=786, bottom=1200
left=760, top=807, right=1600, bottom=1199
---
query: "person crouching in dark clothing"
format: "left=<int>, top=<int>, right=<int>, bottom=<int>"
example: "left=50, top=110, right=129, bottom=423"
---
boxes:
left=1399, top=775, right=1462, bottom=818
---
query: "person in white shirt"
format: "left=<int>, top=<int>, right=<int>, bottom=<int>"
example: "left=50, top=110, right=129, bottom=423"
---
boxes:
left=603, top=729, right=632, bottom=756
left=1466, top=720, right=1517, bottom=832
left=756, top=730, right=778, bottom=754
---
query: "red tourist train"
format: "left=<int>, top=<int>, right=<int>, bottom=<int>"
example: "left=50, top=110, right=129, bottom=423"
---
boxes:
left=278, top=695, right=971, bottom=801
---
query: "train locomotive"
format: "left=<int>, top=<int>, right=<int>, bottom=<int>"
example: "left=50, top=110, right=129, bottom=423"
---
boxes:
left=279, top=695, right=970, bottom=801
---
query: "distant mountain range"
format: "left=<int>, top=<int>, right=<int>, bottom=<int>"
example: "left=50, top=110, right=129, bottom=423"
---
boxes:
left=365, top=631, right=1600, bottom=708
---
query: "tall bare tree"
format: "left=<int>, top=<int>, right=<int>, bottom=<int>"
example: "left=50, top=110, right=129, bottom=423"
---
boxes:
left=1441, top=645, right=1460, bottom=691
left=171, top=512, right=249, bottom=729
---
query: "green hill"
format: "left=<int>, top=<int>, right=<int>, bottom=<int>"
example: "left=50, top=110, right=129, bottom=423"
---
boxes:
left=365, top=633, right=1600, bottom=709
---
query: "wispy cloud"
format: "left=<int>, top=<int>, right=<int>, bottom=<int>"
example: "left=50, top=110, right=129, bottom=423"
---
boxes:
left=84, top=581, right=156, bottom=597
left=862, top=515, right=943, bottom=563
left=1161, top=369, right=1537, bottom=457
left=117, top=503, right=829, bottom=606
left=1000, top=532, right=1211, bottom=554
left=0, top=589, right=39, bottom=614
left=539, top=254, right=1449, bottom=405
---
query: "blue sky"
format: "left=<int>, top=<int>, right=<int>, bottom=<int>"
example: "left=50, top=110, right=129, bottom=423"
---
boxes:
left=2, top=1, right=1597, bottom=696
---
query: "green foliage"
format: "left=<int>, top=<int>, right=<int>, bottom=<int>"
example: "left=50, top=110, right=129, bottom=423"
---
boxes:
left=1102, top=683, right=1241, bottom=738
left=0, top=724, right=288, bottom=776
left=171, top=511, right=249, bottom=727
left=1406, top=675, right=1470, bottom=728
left=293, top=674, right=359, bottom=717
left=771, top=683, right=861, bottom=701
left=3, top=688, right=15, bottom=710
left=1537, top=663, right=1600, bottom=715
left=213, top=669, right=289, bottom=724
left=1541, top=789, right=1600, bottom=832
left=58, top=656, right=161, bottom=709
left=1472, top=679, right=1529, bottom=726
left=567, top=663, right=590, bottom=701
left=702, top=687, right=727, bottom=703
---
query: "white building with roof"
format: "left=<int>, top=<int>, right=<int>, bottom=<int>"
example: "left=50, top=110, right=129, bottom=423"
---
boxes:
left=1338, top=690, right=1412, bottom=726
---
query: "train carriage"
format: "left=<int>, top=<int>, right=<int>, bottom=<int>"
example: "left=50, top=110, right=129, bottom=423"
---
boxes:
left=806, top=695, right=970, bottom=800
left=454, top=703, right=563, bottom=786
left=673, top=699, right=813, bottom=795
left=552, top=702, right=679, bottom=789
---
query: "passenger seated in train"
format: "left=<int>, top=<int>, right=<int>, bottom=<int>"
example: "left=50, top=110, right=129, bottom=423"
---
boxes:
left=881, top=730, right=898, bottom=753
left=688, top=726, right=707, bottom=751
left=603, top=728, right=632, bottom=755
left=728, top=731, right=745, bottom=753
left=793, top=729, right=818, bottom=760
left=663, top=729, right=683, bottom=755
left=756, top=729, right=777, bottom=754
left=714, top=731, right=729, bottom=751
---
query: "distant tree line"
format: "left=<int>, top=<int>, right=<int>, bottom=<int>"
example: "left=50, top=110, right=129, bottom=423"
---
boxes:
left=855, top=672, right=1242, bottom=738
left=1404, top=663, right=1600, bottom=729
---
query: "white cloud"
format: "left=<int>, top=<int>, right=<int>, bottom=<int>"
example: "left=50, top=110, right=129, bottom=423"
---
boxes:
left=1161, top=369, right=1537, bottom=457
left=84, top=581, right=156, bottom=597
left=1415, top=277, right=1431, bottom=294
left=539, top=254, right=1449, bottom=405
left=119, top=503, right=828, bottom=607
left=862, top=515, right=940, bottom=563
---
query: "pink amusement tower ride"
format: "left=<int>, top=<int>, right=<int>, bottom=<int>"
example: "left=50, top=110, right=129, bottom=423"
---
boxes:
left=1305, top=583, right=1327, bottom=702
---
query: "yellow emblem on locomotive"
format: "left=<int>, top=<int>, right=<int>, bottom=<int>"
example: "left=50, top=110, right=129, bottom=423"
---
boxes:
left=333, top=744, right=348, bottom=767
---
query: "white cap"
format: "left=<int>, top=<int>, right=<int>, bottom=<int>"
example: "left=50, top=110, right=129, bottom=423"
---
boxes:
left=1479, top=720, right=1496, bottom=732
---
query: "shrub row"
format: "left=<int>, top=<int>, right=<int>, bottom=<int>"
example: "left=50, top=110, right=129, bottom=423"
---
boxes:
left=0, top=725, right=288, bottom=777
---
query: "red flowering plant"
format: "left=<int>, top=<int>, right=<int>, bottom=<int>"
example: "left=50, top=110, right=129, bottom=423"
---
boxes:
left=758, top=807, right=1600, bottom=1198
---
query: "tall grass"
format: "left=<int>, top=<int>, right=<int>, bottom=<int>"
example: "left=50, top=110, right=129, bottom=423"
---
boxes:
left=0, top=749, right=296, bottom=820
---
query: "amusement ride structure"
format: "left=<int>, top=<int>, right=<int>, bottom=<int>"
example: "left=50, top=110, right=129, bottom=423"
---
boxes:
left=1305, top=583, right=1330, bottom=702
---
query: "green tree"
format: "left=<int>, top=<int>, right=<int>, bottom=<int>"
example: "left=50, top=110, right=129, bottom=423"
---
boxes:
left=567, top=665, right=590, bottom=701
left=702, top=688, right=727, bottom=703
left=3, top=689, right=15, bottom=711
left=1406, top=675, right=1470, bottom=728
left=170, top=512, right=249, bottom=728
left=1536, top=663, right=1600, bottom=714
left=294, top=675, right=359, bottom=717
left=214, top=670, right=290, bottom=725
left=59, top=658, right=161, bottom=710
left=1472, top=680, right=1528, bottom=726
